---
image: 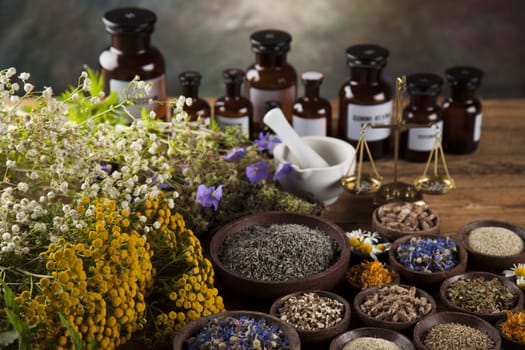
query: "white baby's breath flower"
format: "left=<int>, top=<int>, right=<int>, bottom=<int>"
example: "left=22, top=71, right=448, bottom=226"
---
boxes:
left=153, top=221, right=161, bottom=229
left=42, top=86, right=53, bottom=100
left=17, top=182, right=29, bottom=193
left=10, top=95, right=19, bottom=104
left=6, top=67, right=16, bottom=78
left=185, top=97, right=193, bottom=106
left=24, top=83, right=34, bottom=93
left=149, top=110, right=157, bottom=119
left=2, top=232, right=10, bottom=240
left=18, top=72, right=30, bottom=81
left=5, top=160, right=15, bottom=168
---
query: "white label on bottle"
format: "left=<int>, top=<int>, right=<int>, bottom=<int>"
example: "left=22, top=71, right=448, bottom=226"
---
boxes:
left=408, top=120, right=444, bottom=151
left=292, top=115, right=326, bottom=136
left=249, top=86, right=296, bottom=123
left=216, top=115, right=250, bottom=135
left=110, top=75, right=166, bottom=119
left=474, top=113, right=482, bottom=142
left=346, top=101, right=393, bottom=141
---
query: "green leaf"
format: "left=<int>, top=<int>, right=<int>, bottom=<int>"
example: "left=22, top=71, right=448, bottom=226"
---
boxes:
left=59, top=313, right=87, bottom=350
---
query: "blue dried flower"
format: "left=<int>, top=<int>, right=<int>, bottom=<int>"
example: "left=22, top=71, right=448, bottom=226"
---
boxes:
left=273, top=162, right=293, bottom=180
left=246, top=161, right=269, bottom=183
left=395, top=236, right=458, bottom=273
left=255, top=131, right=281, bottom=152
left=196, top=184, right=223, bottom=211
left=224, top=147, right=248, bottom=162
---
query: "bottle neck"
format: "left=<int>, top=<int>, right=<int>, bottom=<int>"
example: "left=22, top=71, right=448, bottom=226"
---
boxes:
left=409, top=95, right=438, bottom=108
left=350, top=67, right=383, bottom=84
left=182, top=85, right=199, bottom=99
left=304, top=83, right=321, bottom=99
left=255, top=52, right=287, bottom=68
left=226, top=83, right=242, bottom=98
left=111, top=33, right=151, bottom=52
left=451, top=86, right=477, bottom=101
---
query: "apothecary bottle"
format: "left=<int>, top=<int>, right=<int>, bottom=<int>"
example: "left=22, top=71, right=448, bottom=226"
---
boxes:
left=401, top=73, right=444, bottom=162
left=442, top=66, right=484, bottom=154
left=99, top=7, right=167, bottom=120
left=246, top=29, right=297, bottom=139
left=178, top=71, right=211, bottom=125
left=214, top=68, right=253, bottom=137
left=293, top=71, right=332, bottom=137
left=338, top=44, right=392, bottom=159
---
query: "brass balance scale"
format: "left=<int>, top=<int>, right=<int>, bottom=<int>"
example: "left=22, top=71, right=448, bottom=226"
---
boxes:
left=341, top=76, right=455, bottom=204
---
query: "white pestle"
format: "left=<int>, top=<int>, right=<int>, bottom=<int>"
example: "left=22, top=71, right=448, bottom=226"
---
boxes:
left=263, top=108, right=330, bottom=169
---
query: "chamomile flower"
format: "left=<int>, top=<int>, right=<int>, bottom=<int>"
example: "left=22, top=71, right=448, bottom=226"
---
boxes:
left=345, top=229, right=391, bottom=260
left=516, top=276, right=525, bottom=290
left=503, top=263, right=525, bottom=278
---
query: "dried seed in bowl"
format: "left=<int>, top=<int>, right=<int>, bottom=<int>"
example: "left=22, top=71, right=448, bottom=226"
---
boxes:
left=360, top=285, right=433, bottom=322
left=377, top=202, right=437, bottom=232
left=423, top=322, right=494, bottom=350
left=467, top=226, right=524, bottom=256
left=342, top=337, right=401, bottom=350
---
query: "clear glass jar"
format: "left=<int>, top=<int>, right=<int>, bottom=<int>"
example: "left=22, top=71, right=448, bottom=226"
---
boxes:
left=338, top=44, right=392, bottom=159
left=214, top=68, right=253, bottom=137
left=401, top=73, right=444, bottom=162
left=292, top=71, right=332, bottom=137
left=178, top=71, right=211, bottom=125
left=246, top=29, right=297, bottom=139
left=442, top=66, right=484, bottom=154
left=99, top=7, right=167, bottom=120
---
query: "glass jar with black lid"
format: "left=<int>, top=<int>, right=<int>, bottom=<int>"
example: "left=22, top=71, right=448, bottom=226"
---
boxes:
left=338, top=44, right=393, bottom=159
left=99, top=7, right=167, bottom=120
left=178, top=71, right=211, bottom=125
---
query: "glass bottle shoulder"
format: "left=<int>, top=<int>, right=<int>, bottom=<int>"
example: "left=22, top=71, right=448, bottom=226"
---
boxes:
left=339, top=80, right=392, bottom=105
left=245, top=63, right=297, bottom=89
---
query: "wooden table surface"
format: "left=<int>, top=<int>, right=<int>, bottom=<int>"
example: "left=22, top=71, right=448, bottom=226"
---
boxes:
left=326, top=98, right=525, bottom=235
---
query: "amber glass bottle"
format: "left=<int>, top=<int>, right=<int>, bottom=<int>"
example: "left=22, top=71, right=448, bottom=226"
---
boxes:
left=401, top=73, right=444, bottom=162
left=178, top=71, right=211, bottom=124
left=214, top=68, right=253, bottom=137
left=99, top=7, right=167, bottom=120
left=338, top=44, right=392, bottom=159
left=246, top=29, right=297, bottom=139
left=442, top=66, right=484, bottom=154
left=292, top=72, right=332, bottom=137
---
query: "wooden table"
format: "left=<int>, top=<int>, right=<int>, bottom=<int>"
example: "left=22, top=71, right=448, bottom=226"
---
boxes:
left=327, top=98, right=525, bottom=235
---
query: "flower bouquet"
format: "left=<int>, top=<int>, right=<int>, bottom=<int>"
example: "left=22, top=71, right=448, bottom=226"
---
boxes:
left=0, top=67, right=323, bottom=349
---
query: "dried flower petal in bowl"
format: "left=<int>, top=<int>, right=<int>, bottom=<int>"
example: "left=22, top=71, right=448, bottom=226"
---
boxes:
left=346, top=260, right=399, bottom=292
left=497, top=311, right=525, bottom=349
left=346, top=229, right=391, bottom=263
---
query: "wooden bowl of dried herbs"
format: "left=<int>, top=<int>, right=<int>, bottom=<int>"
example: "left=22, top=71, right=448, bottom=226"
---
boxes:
left=413, top=311, right=502, bottom=350
left=345, top=260, right=400, bottom=294
left=172, top=310, right=301, bottom=350
left=388, top=234, right=468, bottom=291
left=456, top=220, right=525, bottom=274
left=354, top=284, right=436, bottom=336
left=439, top=271, right=524, bottom=324
left=496, top=312, right=525, bottom=350
left=371, top=201, right=440, bottom=242
left=269, top=290, right=351, bottom=347
left=209, top=211, right=351, bottom=300
left=329, top=327, right=415, bottom=350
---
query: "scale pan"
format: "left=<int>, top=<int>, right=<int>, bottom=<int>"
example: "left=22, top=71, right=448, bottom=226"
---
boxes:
left=341, top=174, right=382, bottom=194
left=414, top=175, right=455, bottom=194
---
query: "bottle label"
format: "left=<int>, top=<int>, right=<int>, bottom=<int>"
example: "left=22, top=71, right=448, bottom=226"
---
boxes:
left=474, top=113, right=482, bottom=142
left=249, top=86, right=296, bottom=123
left=216, top=115, right=250, bottom=135
left=345, top=101, right=393, bottom=141
left=292, top=115, right=326, bottom=136
left=408, top=120, right=444, bottom=151
left=110, top=75, right=167, bottom=119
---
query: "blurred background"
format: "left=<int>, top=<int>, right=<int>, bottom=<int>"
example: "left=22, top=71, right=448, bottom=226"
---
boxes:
left=1, top=0, right=524, bottom=100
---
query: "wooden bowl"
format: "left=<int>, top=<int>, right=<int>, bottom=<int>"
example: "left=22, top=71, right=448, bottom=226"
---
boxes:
left=388, top=234, right=468, bottom=290
left=496, top=318, right=525, bottom=350
left=371, top=201, right=440, bottom=242
left=329, top=327, right=415, bottom=350
left=345, top=261, right=400, bottom=294
left=209, top=211, right=351, bottom=300
left=413, top=311, right=501, bottom=350
left=172, top=310, right=300, bottom=350
left=354, top=284, right=436, bottom=336
left=269, top=290, right=351, bottom=347
left=456, top=220, right=525, bottom=273
left=440, top=271, right=524, bottom=324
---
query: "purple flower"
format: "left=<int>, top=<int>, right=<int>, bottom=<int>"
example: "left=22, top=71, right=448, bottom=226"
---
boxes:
left=196, top=184, right=223, bottom=211
left=224, top=147, right=247, bottom=162
left=255, top=132, right=281, bottom=152
left=273, top=162, right=293, bottom=180
left=246, top=161, right=269, bottom=183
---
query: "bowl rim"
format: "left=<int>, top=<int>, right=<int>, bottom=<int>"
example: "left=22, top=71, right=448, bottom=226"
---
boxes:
left=329, top=326, right=415, bottom=350
left=172, top=310, right=301, bottom=349
left=209, top=211, right=351, bottom=288
left=269, top=289, right=351, bottom=335
left=371, top=201, right=441, bottom=236
left=439, top=270, right=524, bottom=319
left=456, top=219, right=525, bottom=258
left=353, top=284, right=437, bottom=327
left=388, top=233, right=468, bottom=277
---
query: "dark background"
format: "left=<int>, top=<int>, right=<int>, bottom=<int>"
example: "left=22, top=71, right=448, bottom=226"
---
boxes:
left=1, top=0, right=524, bottom=100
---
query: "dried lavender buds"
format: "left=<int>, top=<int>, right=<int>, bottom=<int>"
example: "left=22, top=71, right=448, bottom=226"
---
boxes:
left=445, top=276, right=518, bottom=314
left=218, top=223, right=339, bottom=281
left=377, top=202, right=437, bottom=232
left=395, top=236, right=458, bottom=273
left=359, top=285, right=433, bottom=322
left=423, top=322, right=495, bottom=350
left=467, top=226, right=524, bottom=256
left=276, top=292, right=344, bottom=331
left=186, top=315, right=291, bottom=349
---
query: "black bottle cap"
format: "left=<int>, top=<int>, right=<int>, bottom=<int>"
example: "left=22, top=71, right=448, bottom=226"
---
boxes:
left=179, top=71, right=202, bottom=87
left=264, top=100, right=282, bottom=112
left=445, top=66, right=484, bottom=90
left=250, top=29, right=291, bottom=54
left=406, top=73, right=443, bottom=96
left=103, top=7, right=156, bottom=34
left=223, top=68, right=245, bottom=84
left=346, top=44, right=389, bottom=68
